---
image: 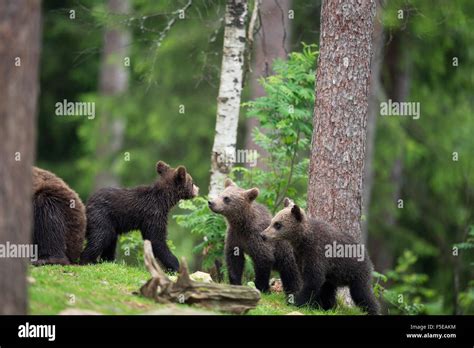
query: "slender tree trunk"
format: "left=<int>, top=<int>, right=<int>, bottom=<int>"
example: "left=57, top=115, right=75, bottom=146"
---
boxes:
left=0, top=0, right=41, bottom=314
left=362, top=0, right=385, bottom=244
left=307, top=0, right=376, bottom=244
left=209, top=0, right=248, bottom=198
left=95, top=0, right=130, bottom=190
left=245, top=0, right=291, bottom=167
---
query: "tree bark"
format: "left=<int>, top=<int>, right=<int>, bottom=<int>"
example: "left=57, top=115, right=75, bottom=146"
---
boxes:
left=95, top=0, right=130, bottom=190
left=245, top=0, right=291, bottom=167
left=209, top=0, right=248, bottom=198
left=362, top=0, right=385, bottom=244
left=0, top=0, right=41, bottom=314
left=307, top=0, right=376, bottom=244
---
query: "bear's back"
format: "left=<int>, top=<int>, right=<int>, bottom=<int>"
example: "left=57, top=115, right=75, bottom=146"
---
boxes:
left=32, top=167, right=84, bottom=211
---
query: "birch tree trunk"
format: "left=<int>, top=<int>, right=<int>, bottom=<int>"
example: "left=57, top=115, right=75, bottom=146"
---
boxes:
left=209, top=0, right=248, bottom=198
left=245, top=0, right=291, bottom=167
left=307, top=0, right=376, bottom=245
left=0, top=0, right=41, bottom=314
left=95, top=0, right=130, bottom=190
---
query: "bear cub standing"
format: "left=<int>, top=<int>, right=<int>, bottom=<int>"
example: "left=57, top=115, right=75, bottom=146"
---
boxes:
left=208, top=179, right=301, bottom=294
left=80, top=161, right=199, bottom=272
left=32, top=167, right=86, bottom=265
left=262, top=198, right=380, bottom=315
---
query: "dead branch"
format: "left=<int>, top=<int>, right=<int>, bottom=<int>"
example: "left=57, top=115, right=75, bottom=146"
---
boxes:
left=139, top=240, right=260, bottom=314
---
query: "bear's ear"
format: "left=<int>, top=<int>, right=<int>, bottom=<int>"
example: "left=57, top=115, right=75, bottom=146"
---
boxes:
left=291, top=204, right=303, bottom=222
left=245, top=188, right=259, bottom=202
left=283, top=197, right=294, bottom=208
left=175, top=166, right=187, bottom=183
left=224, top=178, right=236, bottom=188
left=156, top=161, right=170, bottom=176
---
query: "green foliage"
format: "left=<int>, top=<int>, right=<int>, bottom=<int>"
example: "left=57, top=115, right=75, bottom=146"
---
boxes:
left=373, top=250, right=437, bottom=315
left=458, top=282, right=474, bottom=314
left=454, top=226, right=474, bottom=314
left=242, top=43, right=317, bottom=212
left=454, top=226, right=474, bottom=252
left=117, top=230, right=177, bottom=267
left=174, top=197, right=226, bottom=271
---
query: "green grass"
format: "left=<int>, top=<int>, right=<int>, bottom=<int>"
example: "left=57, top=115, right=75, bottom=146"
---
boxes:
left=29, top=263, right=363, bottom=315
left=29, top=263, right=158, bottom=314
left=252, top=292, right=363, bottom=315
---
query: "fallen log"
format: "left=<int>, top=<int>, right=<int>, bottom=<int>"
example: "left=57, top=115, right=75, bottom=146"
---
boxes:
left=139, top=240, right=260, bottom=314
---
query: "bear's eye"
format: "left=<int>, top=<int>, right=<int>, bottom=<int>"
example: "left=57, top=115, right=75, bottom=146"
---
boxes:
left=274, top=222, right=282, bottom=230
left=223, top=196, right=231, bottom=204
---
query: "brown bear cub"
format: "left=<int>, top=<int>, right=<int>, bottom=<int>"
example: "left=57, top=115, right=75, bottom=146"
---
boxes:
left=262, top=198, right=380, bottom=315
left=208, top=179, right=301, bottom=294
left=80, top=161, right=199, bottom=272
left=32, top=167, right=86, bottom=265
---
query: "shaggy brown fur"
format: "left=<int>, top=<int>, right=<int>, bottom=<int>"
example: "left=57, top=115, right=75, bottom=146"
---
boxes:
left=32, top=167, right=86, bottom=265
left=262, top=198, right=380, bottom=315
left=208, top=180, right=301, bottom=294
left=80, top=161, right=199, bottom=272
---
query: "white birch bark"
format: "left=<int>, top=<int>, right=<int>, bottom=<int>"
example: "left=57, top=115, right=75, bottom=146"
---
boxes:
left=209, top=0, right=248, bottom=198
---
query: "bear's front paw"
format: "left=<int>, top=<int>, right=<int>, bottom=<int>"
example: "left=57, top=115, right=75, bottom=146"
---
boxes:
left=294, top=293, right=310, bottom=307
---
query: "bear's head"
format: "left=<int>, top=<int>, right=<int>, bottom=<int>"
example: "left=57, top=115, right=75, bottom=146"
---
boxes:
left=155, top=161, right=199, bottom=199
left=207, top=179, right=259, bottom=219
left=261, top=197, right=306, bottom=241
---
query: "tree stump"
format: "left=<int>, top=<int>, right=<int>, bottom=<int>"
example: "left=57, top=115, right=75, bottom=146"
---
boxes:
left=139, top=240, right=260, bottom=314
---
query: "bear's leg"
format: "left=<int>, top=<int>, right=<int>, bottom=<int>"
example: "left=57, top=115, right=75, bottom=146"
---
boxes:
left=295, top=270, right=323, bottom=307
left=100, top=235, right=118, bottom=262
left=225, top=242, right=245, bottom=285
left=349, top=279, right=380, bottom=315
left=316, top=282, right=337, bottom=310
left=295, top=284, right=319, bottom=307
left=142, top=228, right=179, bottom=272
left=275, top=256, right=301, bottom=295
left=253, top=261, right=272, bottom=293
left=80, top=220, right=115, bottom=264
left=33, top=193, right=70, bottom=265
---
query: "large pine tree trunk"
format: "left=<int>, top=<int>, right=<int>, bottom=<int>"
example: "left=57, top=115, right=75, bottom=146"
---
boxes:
left=0, top=0, right=41, bottom=314
left=307, top=0, right=376, bottom=244
left=245, top=0, right=291, bottom=167
left=95, top=0, right=130, bottom=189
left=209, top=0, right=248, bottom=198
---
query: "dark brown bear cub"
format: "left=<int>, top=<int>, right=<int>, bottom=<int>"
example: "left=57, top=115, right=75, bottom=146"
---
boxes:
left=80, top=161, right=198, bottom=272
left=32, top=167, right=86, bottom=265
left=208, top=179, right=301, bottom=294
left=262, top=198, right=380, bottom=315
